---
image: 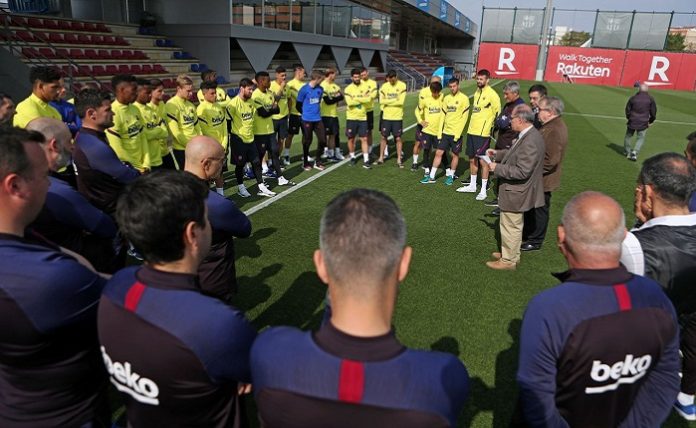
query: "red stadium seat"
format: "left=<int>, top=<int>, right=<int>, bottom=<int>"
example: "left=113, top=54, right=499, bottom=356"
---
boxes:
left=43, top=20, right=59, bottom=30
left=9, top=16, right=27, bottom=27
left=27, top=17, right=44, bottom=28
left=83, top=22, right=97, bottom=32
left=77, top=33, right=91, bottom=44
left=96, top=23, right=110, bottom=33
left=120, top=50, right=133, bottom=60
left=114, top=36, right=128, bottom=46
left=153, top=64, right=166, bottom=74
left=48, top=32, right=63, bottom=44
left=22, top=47, right=38, bottom=58
left=141, top=64, right=154, bottom=74
left=84, top=49, right=99, bottom=59
left=61, top=65, right=76, bottom=77
left=162, top=79, right=175, bottom=88
left=110, top=50, right=123, bottom=60
left=102, top=36, right=116, bottom=45
left=118, top=64, right=131, bottom=74
left=105, top=65, right=119, bottom=75
left=39, top=47, right=56, bottom=58
left=91, top=35, right=104, bottom=44
left=101, top=82, right=112, bottom=92
left=56, top=48, right=70, bottom=58
left=130, top=65, right=142, bottom=74
left=97, top=49, right=111, bottom=59
left=70, top=21, right=85, bottom=31
left=63, top=33, right=78, bottom=44
left=15, top=30, right=35, bottom=42
left=91, top=65, right=106, bottom=76
left=58, top=20, right=72, bottom=31
left=69, top=48, right=84, bottom=59
left=77, top=66, right=92, bottom=77
left=133, top=50, right=147, bottom=60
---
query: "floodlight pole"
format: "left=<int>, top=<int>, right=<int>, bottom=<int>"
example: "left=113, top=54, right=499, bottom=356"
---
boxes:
left=535, top=0, right=554, bottom=81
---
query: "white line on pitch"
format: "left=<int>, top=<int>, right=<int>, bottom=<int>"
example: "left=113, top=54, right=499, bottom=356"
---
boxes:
left=244, top=80, right=506, bottom=216
left=564, top=111, right=696, bottom=126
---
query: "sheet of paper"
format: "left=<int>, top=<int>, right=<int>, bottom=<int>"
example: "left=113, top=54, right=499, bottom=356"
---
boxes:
left=478, top=155, right=492, bottom=164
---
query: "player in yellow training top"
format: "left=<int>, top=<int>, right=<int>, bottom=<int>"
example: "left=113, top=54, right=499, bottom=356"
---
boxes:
left=344, top=68, right=373, bottom=169
left=228, top=78, right=276, bottom=198
left=421, top=77, right=470, bottom=186
left=320, top=68, right=345, bottom=162
left=413, top=81, right=444, bottom=179
left=134, top=79, right=167, bottom=171
left=165, top=74, right=201, bottom=169
left=196, top=69, right=231, bottom=108
left=147, top=79, right=176, bottom=170
left=360, top=67, right=378, bottom=154
left=378, top=70, right=407, bottom=167
left=270, top=66, right=291, bottom=165
left=285, top=64, right=306, bottom=165
left=107, top=74, right=150, bottom=171
left=197, top=80, right=230, bottom=195
left=412, top=76, right=442, bottom=171
left=457, top=69, right=501, bottom=201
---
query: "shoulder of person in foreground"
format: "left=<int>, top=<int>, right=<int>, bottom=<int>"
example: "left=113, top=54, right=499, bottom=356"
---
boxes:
left=206, top=191, right=251, bottom=238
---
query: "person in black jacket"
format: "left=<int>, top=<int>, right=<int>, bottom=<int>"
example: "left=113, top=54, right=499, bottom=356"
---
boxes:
left=624, top=83, right=657, bottom=162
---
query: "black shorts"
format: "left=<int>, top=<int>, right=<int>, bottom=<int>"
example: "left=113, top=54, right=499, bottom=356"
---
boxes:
left=380, top=119, right=403, bottom=138
left=322, top=117, right=339, bottom=136
left=415, top=124, right=425, bottom=143
left=466, top=134, right=490, bottom=157
left=254, top=133, right=279, bottom=155
left=366, top=111, right=374, bottom=130
left=422, top=133, right=439, bottom=150
left=438, top=134, right=463, bottom=154
left=289, top=114, right=302, bottom=135
left=346, top=120, right=368, bottom=138
left=231, top=134, right=259, bottom=165
left=273, top=116, right=289, bottom=139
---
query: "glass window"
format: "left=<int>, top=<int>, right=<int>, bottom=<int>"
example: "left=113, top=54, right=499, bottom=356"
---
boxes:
left=264, top=0, right=292, bottom=30
left=292, top=0, right=315, bottom=33
left=232, top=0, right=262, bottom=26
left=316, top=0, right=333, bottom=36
left=332, top=0, right=351, bottom=38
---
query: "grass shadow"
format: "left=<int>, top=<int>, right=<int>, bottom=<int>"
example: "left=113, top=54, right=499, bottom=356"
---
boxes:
left=606, top=143, right=626, bottom=156
left=234, top=262, right=282, bottom=313
left=236, top=227, right=277, bottom=260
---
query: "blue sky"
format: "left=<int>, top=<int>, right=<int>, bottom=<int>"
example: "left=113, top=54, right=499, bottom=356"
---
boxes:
left=452, top=0, right=696, bottom=31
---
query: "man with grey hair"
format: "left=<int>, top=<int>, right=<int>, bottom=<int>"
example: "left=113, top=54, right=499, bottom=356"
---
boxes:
left=486, top=104, right=544, bottom=270
left=516, top=191, right=679, bottom=427
left=26, top=118, right=119, bottom=272
left=624, top=83, right=657, bottom=162
left=250, top=189, right=470, bottom=426
left=522, top=96, right=569, bottom=251
left=620, top=152, right=696, bottom=420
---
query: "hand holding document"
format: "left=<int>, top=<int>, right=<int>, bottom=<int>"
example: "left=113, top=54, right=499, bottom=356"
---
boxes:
left=478, top=154, right=492, bottom=165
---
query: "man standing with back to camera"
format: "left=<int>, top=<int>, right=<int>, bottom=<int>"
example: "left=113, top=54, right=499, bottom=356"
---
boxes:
left=624, top=83, right=657, bottom=162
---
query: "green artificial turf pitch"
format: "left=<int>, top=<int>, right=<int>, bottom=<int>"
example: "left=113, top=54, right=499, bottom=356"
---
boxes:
left=122, top=81, right=696, bottom=427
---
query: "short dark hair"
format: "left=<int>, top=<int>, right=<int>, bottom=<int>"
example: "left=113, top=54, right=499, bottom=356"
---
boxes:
left=275, top=66, right=286, bottom=73
left=448, top=77, right=459, bottom=85
left=116, top=170, right=209, bottom=264
left=136, top=78, right=151, bottom=88
left=0, top=127, right=45, bottom=180
left=29, top=66, right=62, bottom=85
left=75, top=88, right=112, bottom=119
left=0, top=92, right=13, bottom=103
left=361, top=67, right=368, bottom=73
left=310, top=70, right=323, bottom=81
left=293, top=63, right=304, bottom=71
left=239, top=78, right=254, bottom=88
left=200, top=80, right=218, bottom=91
left=320, top=189, right=406, bottom=286
left=350, top=68, right=362, bottom=77
left=386, top=70, right=397, bottom=78
left=687, top=132, right=696, bottom=160
left=529, top=84, right=547, bottom=97
left=255, top=71, right=270, bottom=81
left=477, top=69, right=490, bottom=78
left=638, top=153, right=696, bottom=207
left=429, top=81, right=443, bottom=93
left=111, top=74, right=137, bottom=90
left=201, top=70, right=216, bottom=81
left=150, top=78, right=164, bottom=88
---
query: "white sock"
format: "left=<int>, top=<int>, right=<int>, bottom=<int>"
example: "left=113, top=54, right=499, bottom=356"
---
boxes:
left=385, top=148, right=389, bottom=156
left=413, top=154, right=419, bottom=164
left=429, top=168, right=436, bottom=179
left=363, top=152, right=369, bottom=162
left=481, top=179, right=488, bottom=192
left=446, top=168, right=453, bottom=177
left=261, top=162, right=269, bottom=173
left=678, top=392, right=694, bottom=406
left=350, top=152, right=356, bottom=159
left=283, top=148, right=290, bottom=157
left=216, top=187, right=224, bottom=195
left=470, top=174, right=477, bottom=186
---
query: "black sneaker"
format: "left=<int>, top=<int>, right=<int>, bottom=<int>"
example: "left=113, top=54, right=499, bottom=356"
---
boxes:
left=484, top=198, right=499, bottom=207
left=491, top=207, right=501, bottom=216
left=410, top=163, right=418, bottom=171
left=363, top=161, right=372, bottom=169
left=349, top=157, right=358, bottom=166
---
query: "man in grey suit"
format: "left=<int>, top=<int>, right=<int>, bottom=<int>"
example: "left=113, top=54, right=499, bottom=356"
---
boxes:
left=486, top=104, right=545, bottom=270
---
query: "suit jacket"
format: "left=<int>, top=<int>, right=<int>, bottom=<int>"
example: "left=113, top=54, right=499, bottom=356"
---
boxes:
left=540, top=116, right=569, bottom=193
left=494, top=126, right=545, bottom=213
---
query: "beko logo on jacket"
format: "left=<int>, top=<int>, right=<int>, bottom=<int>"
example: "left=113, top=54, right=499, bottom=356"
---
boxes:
left=101, top=346, right=160, bottom=405
left=585, top=354, right=652, bottom=394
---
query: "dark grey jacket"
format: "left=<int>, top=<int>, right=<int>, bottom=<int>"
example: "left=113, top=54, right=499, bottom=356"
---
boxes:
left=625, top=91, right=657, bottom=131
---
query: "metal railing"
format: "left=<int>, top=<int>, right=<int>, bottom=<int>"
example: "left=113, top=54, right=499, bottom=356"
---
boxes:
left=386, top=56, right=428, bottom=91
left=1, top=8, right=102, bottom=93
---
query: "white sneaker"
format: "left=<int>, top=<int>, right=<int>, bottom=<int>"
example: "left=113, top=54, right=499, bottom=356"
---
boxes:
left=238, top=185, right=251, bottom=198
left=384, top=148, right=389, bottom=158
left=335, top=150, right=345, bottom=160
left=456, top=184, right=477, bottom=193
left=257, top=183, right=276, bottom=197
left=424, top=168, right=430, bottom=176
left=307, top=156, right=315, bottom=163
left=278, top=176, right=294, bottom=186
left=476, top=191, right=487, bottom=201
left=283, top=156, right=291, bottom=166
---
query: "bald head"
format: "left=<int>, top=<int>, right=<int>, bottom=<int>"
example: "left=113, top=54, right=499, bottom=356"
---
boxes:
left=184, top=136, right=225, bottom=180
left=560, top=192, right=626, bottom=264
left=640, top=83, right=649, bottom=92
left=26, top=117, right=72, bottom=171
left=26, top=117, right=71, bottom=147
